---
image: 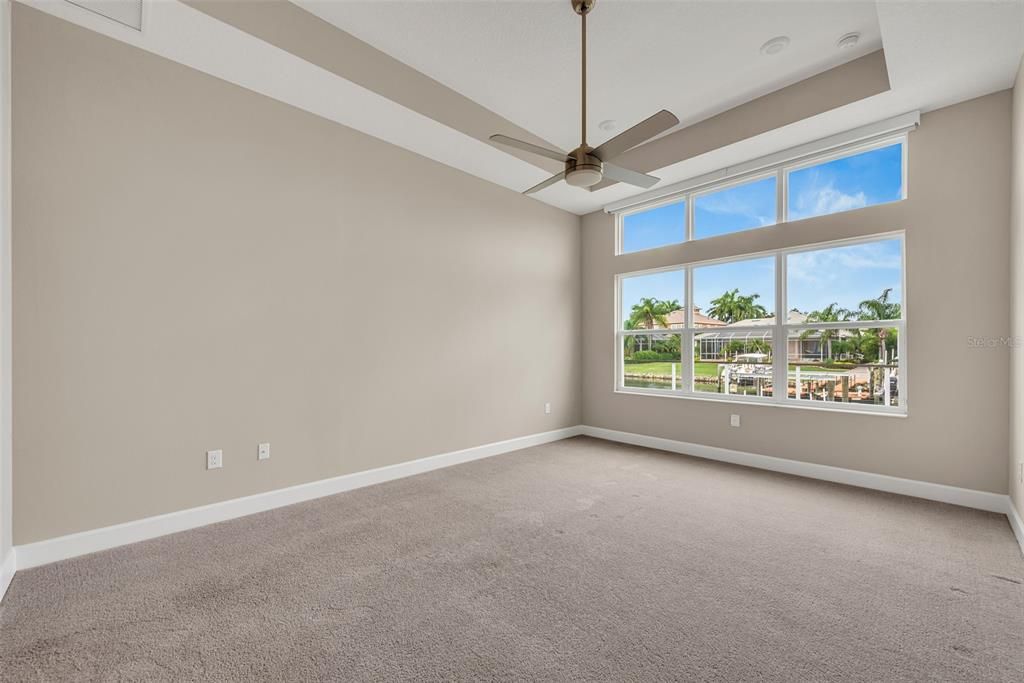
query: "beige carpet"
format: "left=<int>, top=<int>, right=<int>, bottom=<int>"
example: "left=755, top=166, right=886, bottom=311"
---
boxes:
left=1, top=436, right=1022, bottom=681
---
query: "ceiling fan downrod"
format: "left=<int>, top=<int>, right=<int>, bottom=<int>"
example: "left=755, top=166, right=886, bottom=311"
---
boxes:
left=567, top=0, right=601, bottom=187
left=488, top=0, right=677, bottom=195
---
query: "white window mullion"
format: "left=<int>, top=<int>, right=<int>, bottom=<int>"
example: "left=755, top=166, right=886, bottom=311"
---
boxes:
left=777, top=167, right=786, bottom=224
left=773, top=252, right=787, bottom=403
left=615, top=332, right=623, bottom=390
left=683, top=266, right=694, bottom=393
left=685, top=192, right=694, bottom=243
left=614, top=274, right=623, bottom=390
left=897, top=320, right=907, bottom=411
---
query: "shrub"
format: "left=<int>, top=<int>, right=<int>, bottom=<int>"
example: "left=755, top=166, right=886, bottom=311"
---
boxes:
left=628, top=351, right=680, bottom=362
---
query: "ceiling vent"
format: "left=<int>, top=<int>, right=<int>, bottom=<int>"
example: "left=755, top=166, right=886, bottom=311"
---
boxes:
left=66, top=1, right=143, bottom=31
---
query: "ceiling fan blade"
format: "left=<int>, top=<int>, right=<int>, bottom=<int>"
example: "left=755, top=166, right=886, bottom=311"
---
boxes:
left=599, top=163, right=660, bottom=190
left=592, top=109, right=679, bottom=162
left=524, top=171, right=567, bottom=195
left=490, top=134, right=568, bottom=163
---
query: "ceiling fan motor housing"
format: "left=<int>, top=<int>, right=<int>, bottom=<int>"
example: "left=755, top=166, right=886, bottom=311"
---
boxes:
left=565, top=148, right=603, bottom=187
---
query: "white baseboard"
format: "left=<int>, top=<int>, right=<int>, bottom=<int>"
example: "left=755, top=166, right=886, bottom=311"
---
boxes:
left=580, top=425, right=1011, bottom=514
left=1008, top=501, right=1024, bottom=557
left=13, top=426, right=583, bottom=571
left=0, top=547, right=14, bottom=600
left=7, top=422, right=1020, bottom=585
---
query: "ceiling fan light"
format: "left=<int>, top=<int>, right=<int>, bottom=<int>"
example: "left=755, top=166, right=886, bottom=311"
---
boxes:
left=565, top=166, right=603, bottom=188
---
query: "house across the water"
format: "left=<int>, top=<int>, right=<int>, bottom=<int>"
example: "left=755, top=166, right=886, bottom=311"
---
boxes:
left=692, top=311, right=855, bottom=362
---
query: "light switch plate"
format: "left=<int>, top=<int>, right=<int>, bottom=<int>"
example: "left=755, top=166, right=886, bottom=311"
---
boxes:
left=730, top=414, right=740, bottom=428
left=258, top=442, right=270, bottom=461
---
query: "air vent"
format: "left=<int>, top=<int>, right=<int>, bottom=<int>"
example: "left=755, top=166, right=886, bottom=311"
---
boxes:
left=66, top=1, right=143, bottom=31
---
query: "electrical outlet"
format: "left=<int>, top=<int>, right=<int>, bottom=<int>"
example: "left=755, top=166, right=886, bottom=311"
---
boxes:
left=730, top=414, right=741, bottom=428
left=258, top=442, right=270, bottom=461
left=544, top=402, right=552, bottom=415
left=206, top=449, right=223, bottom=470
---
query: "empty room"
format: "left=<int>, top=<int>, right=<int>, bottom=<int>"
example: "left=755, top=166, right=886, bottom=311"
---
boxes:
left=1, top=0, right=1023, bottom=680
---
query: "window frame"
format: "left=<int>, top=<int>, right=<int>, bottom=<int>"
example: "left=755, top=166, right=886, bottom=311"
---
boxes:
left=614, top=232, right=907, bottom=416
left=614, top=135, right=908, bottom=255
left=783, top=138, right=907, bottom=224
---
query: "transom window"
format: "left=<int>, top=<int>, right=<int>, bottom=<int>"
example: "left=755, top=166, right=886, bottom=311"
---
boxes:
left=616, top=234, right=906, bottom=414
left=617, top=138, right=906, bottom=255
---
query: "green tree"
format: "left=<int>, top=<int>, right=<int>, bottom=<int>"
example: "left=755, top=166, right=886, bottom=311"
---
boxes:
left=707, top=289, right=768, bottom=323
left=857, top=288, right=901, bottom=363
left=801, top=302, right=851, bottom=361
left=629, top=297, right=673, bottom=329
left=628, top=298, right=679, bottom=355
left=623, top=319, right=638, bottom=358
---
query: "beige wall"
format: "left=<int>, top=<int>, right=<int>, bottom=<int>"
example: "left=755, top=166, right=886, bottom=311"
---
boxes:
left=1011, top=56, right=1024, bottom=518
left=9, top=4, right=1019, bottom=548
left=582, top=91, right=1012, bottom=495
left=12, top=6, right=580, bottom=544
left=0, top=0, right=10, bottom=569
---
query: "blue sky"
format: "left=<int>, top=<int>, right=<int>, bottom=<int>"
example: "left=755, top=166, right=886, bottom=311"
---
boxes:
left=621, top=201, right=685, bottom=253
left=787, top=143, right=902, bottom=221
left=694, top=257, right=775, bottom=315
left=622, top=239, right=902, bottom=324
left=694, top=176, right=776, bottom=240
left=620, top=143, right=903, bottom=323
left=787, top=239, right=902, bottom=314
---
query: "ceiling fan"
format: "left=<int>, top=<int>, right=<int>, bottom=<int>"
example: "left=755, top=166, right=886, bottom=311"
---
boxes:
left=490, top=0, right=679, bottom=195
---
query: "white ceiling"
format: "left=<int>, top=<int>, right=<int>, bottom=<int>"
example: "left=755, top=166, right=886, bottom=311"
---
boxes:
left=24, top=0, right=1024, bottom=215
left=298, top=0, right=885, bottom=153
left=294, top=0, right=1024, bottom=213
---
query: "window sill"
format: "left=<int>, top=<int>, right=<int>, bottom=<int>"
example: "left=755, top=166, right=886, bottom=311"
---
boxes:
left=613, top=387, right=908, bottom=418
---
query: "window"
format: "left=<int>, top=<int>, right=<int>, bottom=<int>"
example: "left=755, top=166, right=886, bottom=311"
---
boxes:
left=694, top=175, right=777, bottom=240
left=785, top=238, right=903, bottom=408
left=620, top=200, right=685, bottom=254
left=619, top=269, right=686, bottom=392
left=615, top=234, right=906, bottom=413
left=787, top=143, right=903, bottom=221
left=691, top=256, right=775, bottom=396
left=615, top=136, right=907, bottom=254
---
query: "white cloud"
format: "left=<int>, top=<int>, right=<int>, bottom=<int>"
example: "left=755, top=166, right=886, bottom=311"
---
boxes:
left=810, top=186, right=867, bottom=216
left=785, top=241, right=902, bottom=312
left=790, top=168, right=868, bottom=220
left=697, top=189, right=773, bottom=227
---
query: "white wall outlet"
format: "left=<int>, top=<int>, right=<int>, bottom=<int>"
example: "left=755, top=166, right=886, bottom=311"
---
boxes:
left=258, top=442, right=270, bottom=461
left=544, top=402, right=552, bottom=415
left=206, top=449, right=223, bottom=470
left=730, top=414, right=741, bottom=428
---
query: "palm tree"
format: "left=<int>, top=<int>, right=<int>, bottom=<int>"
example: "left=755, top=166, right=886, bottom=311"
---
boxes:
left=628, top=298, right=679, bottom=355
left=629, top=297, right=671, bottom=330
left=707, top=289, right=768, bottom=323
left=858, top=288, right=901, bottom=362
left=801, top=302, right=851, bottom=361
left=623, top=319, right=638, bottom=357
